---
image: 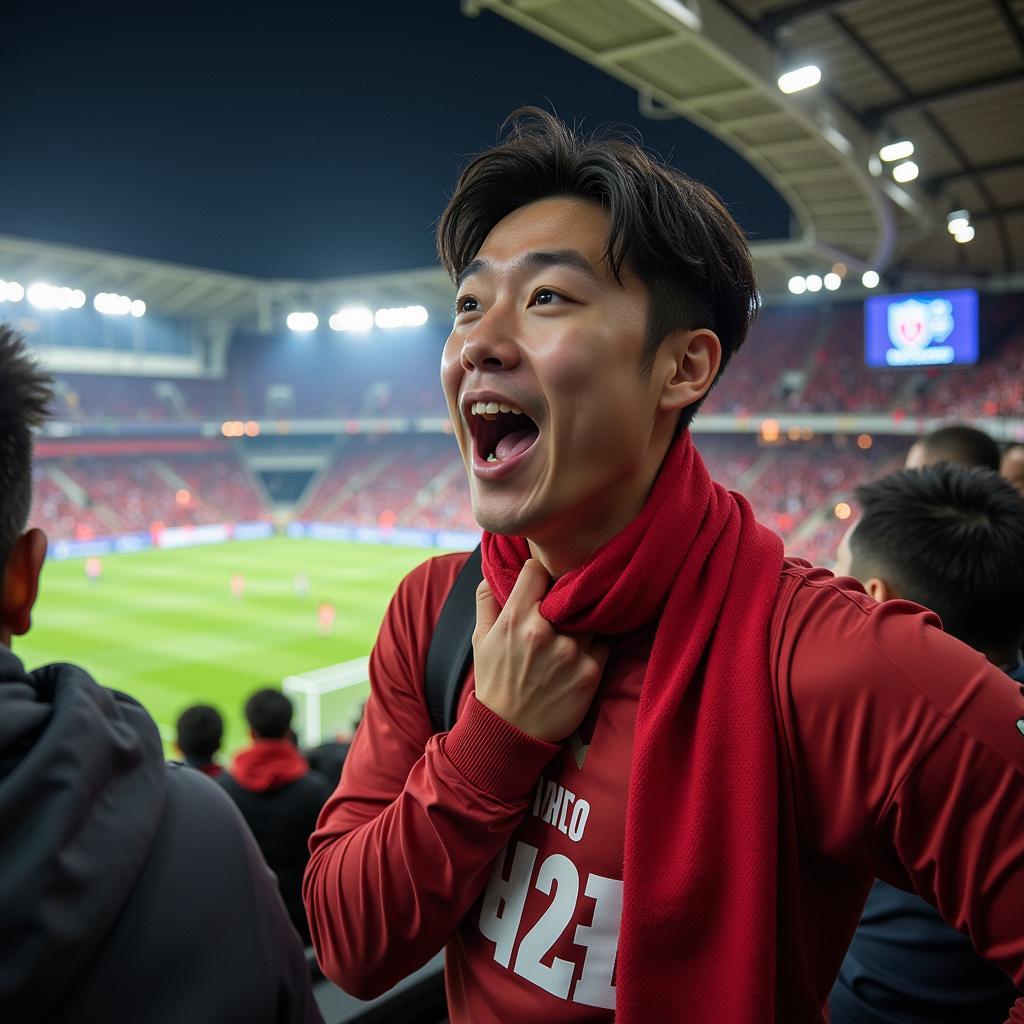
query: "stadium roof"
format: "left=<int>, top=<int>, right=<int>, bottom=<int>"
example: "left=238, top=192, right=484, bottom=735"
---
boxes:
left=1, top=0, right=1020, bottom=325
left=472, top=0, right=1023, bottom=291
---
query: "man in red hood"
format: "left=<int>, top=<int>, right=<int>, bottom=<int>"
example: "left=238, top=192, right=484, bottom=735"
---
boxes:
left=221, top=688, right=330, bottom=944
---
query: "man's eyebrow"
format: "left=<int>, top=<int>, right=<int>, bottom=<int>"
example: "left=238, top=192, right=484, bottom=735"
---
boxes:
left=457, top=249, right=602, bottom=289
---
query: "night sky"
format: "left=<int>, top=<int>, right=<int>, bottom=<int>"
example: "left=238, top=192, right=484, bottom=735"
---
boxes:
left=0, top=1, right=790, bottom=279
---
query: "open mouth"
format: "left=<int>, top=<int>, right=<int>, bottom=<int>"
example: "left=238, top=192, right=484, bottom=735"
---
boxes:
left=467, top=401, right=541, bottom=466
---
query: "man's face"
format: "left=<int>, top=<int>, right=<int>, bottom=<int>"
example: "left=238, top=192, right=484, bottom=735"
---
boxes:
left=441, top=196, right=676, bottom=558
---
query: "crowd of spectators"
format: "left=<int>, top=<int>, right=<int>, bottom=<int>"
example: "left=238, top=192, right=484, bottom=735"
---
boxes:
left=31, top=453, right=268, bottom=540
left=44, top=294, right=1024, bottom=423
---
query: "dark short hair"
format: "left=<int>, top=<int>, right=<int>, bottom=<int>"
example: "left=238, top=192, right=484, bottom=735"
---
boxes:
left=917, top=424, right=1000, bottom=471
left=850, top=464, right=1024, bottom=654
left=244, top=688, right=294, bottom=739
left=176, top=704, right=223, bottom=760
left=0, top=326, right=54, bottom=567
left=436, top=107, right=759, bottom=431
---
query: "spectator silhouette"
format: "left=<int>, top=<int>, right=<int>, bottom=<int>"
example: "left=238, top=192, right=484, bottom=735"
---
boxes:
left=175, top=703, right=224, bottom=777
left=221, top=689, right=329, bottom=943
left=0, top=326, right=321, bottom=1024
left=831, top=463, right=1024, bottom=1023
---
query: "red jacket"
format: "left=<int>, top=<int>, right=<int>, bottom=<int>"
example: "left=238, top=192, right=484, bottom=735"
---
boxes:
left=304, top=554, right=1024, bottom=1023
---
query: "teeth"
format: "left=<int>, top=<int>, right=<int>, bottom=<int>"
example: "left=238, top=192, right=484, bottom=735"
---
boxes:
left=470, top=400, right=524, bottom=417
left=486, top=453, right=497, bottom=462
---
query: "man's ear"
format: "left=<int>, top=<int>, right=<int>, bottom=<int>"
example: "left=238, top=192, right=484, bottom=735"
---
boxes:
left=656, top=328, right=722, bottom=415
left=864, top=576, right=897, bottom=603
left=1, top=528, right=48, bottom=641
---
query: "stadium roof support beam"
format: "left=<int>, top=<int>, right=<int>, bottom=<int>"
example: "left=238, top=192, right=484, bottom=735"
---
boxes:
left=991, top=0, right=1024, bottom=62
left=864, top=71, right=1024, bottom=127
left=926, top=156, right=1024, bottom=189
left=759, top=0, right=861, bottom=32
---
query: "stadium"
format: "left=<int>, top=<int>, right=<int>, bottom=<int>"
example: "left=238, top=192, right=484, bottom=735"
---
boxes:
left=1, top=2, right=1022, bottom=1022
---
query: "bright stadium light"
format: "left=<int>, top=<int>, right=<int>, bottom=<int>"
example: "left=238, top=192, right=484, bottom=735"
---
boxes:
left=946, top=209, right=970, bottom=234
left=329, top=306, right=374, bottom=333
left=805, top=274, right=823, bottom=292
left=954, top=224, right=976, bottom=243
left=94, top=291, right=142, bottom=316
left=778, top=65, right=821, bottom=94
left=892, top=160, right=919, bottom=183
left=788, top=276, right=807, bottom=295
left=823, top=272, right=842, bottom=291
left=70, top=288, right=86, bottom=309
left=878, top=140, right=914, bottom=162
left=862, top=270, right=880, bottom=288
left=374, top=304, right=429, bottom=329
left=0, top=279, right=26, bottom=302
left=286, top=311, right=319, bottom=332
left=27, top=283, right=62, bottom=310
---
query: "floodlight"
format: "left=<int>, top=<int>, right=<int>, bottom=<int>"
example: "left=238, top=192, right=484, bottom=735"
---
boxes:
left=27, top=283, right=58, bottom=310
left=329, top=307, right=374, bottom=332
left=954, top=225, right=975, bottom=243
left=946, top=210, right=970, bottom=234
left=130, top=299, right=146, bottom=318
left=788, top=276, right=807, bottom=295
left=70, top=289, right=86, bottom=309
left=861, top=270, right=880, bottom=288
left=286, top=311, right=318, bottom=332
left=805, top=274, right=823, bottom=292
left=879, top=140, right=914, bottom=162
left=823, top=273, right=841, bottom=291
left=778, top=65, right=821, bottom=94
left=374, top=304, right=429, bottom=329
left=892, top=160, right=919, bottom=183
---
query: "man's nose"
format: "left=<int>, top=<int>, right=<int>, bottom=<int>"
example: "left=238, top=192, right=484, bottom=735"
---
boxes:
left=460, top=305, right=521, bottom=372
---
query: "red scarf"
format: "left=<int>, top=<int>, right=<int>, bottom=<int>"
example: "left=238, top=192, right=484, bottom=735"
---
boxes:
left=482, top=431, right=784, bottom=1022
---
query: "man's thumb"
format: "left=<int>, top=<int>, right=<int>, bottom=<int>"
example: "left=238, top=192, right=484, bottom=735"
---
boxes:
left=473, top=578, right=500, bottom=640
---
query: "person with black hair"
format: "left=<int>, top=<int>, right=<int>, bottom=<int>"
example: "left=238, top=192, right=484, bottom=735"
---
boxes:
left=304, top=109, right=1024, bottom=1023
left=831, top=464, right=1024, bottom=1023
left=905, top=422, right=1001, bottom=471
left=221, top=688, right=329, bottom=944
left=0, top=326, right=321, bottom=1024
left=175, top=703, right=224, bottom=777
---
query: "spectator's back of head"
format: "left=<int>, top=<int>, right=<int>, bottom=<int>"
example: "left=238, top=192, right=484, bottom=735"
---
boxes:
left=905, top=423, right=1000, bottom=472
left=245, top=688, right=294, bottom=740
left=0, top=326, right=53, bottom=570
left=839, top=464, right=1024, bottom=663
left=1002, top=443, right=1024, bottom=496
left=176, top=704, right=223, bottom=760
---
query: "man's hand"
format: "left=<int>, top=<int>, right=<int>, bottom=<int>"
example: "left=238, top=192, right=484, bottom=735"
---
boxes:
left=472, top=559, right=610, bottom=743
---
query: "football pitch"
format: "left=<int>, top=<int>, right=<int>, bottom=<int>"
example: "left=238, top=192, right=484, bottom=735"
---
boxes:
left=14, top=537, right=445, bottom=758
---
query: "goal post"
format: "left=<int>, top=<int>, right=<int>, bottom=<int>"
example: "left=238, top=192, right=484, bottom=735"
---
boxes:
left=283, top=655, right=371, bottom=748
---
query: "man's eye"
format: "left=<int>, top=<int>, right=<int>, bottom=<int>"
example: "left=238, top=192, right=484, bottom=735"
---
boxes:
left=531, top=288, right=563, bottom=307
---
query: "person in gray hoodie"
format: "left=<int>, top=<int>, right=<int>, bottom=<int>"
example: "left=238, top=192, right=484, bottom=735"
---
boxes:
left=0, top=325, right=323, bottom=1024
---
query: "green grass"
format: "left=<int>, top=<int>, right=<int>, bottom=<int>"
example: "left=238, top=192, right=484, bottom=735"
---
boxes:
left=13, top=537, right=444, bottom=759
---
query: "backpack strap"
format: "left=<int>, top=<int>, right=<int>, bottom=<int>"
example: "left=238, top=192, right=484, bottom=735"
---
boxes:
left=424, top=544, right=483, bottom=732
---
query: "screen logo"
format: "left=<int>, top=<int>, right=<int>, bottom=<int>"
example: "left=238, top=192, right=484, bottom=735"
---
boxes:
left=886, top=298, right=955, bottom=365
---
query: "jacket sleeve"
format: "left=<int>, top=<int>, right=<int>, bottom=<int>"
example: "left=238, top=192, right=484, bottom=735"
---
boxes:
left=302, top=556, right=559, bottom=999
left=776, top=570, right=1024, bottom=1022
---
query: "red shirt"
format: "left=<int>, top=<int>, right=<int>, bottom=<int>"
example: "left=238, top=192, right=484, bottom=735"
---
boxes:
left=305, top=553, right=1024, bottom=1023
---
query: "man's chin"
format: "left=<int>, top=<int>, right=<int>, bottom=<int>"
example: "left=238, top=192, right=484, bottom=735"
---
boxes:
left=472, top=502, right=534, bottom=538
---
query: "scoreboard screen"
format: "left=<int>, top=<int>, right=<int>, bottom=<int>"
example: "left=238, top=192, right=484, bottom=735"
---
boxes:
left=864, top=289, right=978, bottom=368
